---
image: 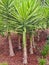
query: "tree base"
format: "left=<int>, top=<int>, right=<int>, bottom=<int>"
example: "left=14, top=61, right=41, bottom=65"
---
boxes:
left=30, top=48, right=34, bottom=54
left=10, top=53, right=15, bottom=56
left=18, top=46, right=21, bottom=49
left=23, top=58, right=27, bottom=65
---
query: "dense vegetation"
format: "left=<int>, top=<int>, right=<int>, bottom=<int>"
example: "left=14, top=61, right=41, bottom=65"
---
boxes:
left=0, top=0, right=49, bottom=65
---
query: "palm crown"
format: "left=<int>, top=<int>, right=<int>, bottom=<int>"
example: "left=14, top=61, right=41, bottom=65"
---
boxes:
left=0, top=0, right=43, bottom=32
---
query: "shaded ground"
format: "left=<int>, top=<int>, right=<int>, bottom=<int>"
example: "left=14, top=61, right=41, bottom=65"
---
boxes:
left=0, top=51, right=38, bottom=65
left=0, top=35, right=39, bottom=65
left=0, top=30, right=48, bottom=65
left=0, top=50, right=49, bottom=65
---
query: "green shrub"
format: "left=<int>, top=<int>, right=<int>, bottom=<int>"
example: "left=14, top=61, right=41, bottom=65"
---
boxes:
left=39, top=58, right=46, bottom=65
left=41, top=44, right=49, bottom=57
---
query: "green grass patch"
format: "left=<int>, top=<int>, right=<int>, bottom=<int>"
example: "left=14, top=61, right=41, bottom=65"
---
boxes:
left=0, top=62, right=8, bottom=65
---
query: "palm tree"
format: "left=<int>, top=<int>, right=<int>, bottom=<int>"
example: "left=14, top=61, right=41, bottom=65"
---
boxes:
left=29, top=31, right=35, bottom=54
left=0, top=0, right=15, bottom=56
left=41, top=0, right=49, bottom=29
left=18, top=33, right=22, bottom=49
left=27, top=26, right=36, bottom=54
left=14, top=0, right=43, bottom=64
left=0, top=0, right=43, bottom=64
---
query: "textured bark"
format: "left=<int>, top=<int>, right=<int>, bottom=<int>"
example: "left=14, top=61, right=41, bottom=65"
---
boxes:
left=38, top=31, right=40, bottom=41
left=32, top=34, right=36, bottom=49
left=23, top=27, right=27, bottom=64
left=30, top=35, right=34, bottom=54
left=18, top=35, right=21, bottom=49
left=8, top=35, right=15, bottom=56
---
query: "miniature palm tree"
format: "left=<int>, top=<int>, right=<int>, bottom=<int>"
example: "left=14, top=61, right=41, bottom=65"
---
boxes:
left=0, top=0, right=44, bottom=64
left=0, top=0, right=15, bottom=56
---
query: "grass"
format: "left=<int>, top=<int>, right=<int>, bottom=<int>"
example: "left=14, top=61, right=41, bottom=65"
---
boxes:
left=0, top=62, right=8, bottom=65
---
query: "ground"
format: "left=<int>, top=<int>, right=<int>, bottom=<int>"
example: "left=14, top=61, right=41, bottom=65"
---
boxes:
left=0, top=51, right=38, bottom=65
left=0, top=31, right=49, bottom=65
left=0, top=51, right=49, bottom=65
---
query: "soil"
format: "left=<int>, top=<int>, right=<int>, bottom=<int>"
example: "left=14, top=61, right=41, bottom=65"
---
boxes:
left=0, top=51, right=49, bottom=65
left=0, top=30, right=49, bottom=65
left=0, top=51, right=39, bottom=65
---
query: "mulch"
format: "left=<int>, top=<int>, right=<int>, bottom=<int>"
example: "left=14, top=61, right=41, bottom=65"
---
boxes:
left=0, top=51, right=38, bottom=65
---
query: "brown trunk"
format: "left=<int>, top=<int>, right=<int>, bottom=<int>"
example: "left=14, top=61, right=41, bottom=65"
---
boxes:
left=8, top=35, right=15, bottom=56
left=30, top=35, right=33, bottom=54
left=18, top=35, right=21, bottom=49
left=38, top=31, right=40, bottom=41
left=33, top=34, right=36, bottom=49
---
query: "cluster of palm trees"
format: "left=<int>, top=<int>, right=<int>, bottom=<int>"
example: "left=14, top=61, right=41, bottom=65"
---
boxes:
left=0, top=0, right=49, bottom=64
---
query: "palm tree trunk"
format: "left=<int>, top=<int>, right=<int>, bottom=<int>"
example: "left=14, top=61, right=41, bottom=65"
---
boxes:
left=8, top=35, right=15, bottom=56
left=32, top=34, right=35, bottom=49
left=38, top=31, right=40, bottom=41
left=23, top=27, right=27, bottom=64
left=30, top=35, right=34, bottom=54
left=18, top=35, right=21, bottom=49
